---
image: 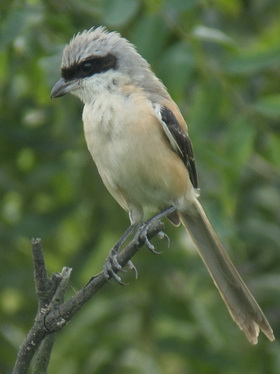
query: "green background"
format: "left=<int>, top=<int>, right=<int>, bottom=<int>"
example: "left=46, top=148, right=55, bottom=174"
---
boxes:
left=1, top=0, right=280, bottom=373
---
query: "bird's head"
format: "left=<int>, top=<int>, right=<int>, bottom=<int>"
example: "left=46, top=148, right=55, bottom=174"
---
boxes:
left=51, top=26, right=166, bottom=104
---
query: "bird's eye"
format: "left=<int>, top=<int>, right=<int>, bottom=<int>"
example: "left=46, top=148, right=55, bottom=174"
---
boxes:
left=80, top=61, right=94, bottom=74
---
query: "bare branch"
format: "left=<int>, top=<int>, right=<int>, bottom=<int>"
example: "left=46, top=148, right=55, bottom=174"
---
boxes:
left=13, top=241, right=72, bottom=374
left=31, top=267, right=72, bottom=374
left=32, top=239, right=62, bottom=309
left=13, top=221, right=165, bottom=374
left=44, top=220, right=164, bottom=331
left=31, top=334, right=56, bottom=374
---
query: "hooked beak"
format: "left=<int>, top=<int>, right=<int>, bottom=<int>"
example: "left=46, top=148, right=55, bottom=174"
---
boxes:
left=51, top=78, right=79, bottom=98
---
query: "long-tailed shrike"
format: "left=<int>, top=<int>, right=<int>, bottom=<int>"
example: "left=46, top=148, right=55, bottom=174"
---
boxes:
left=51, top=26, right=274, bottom=344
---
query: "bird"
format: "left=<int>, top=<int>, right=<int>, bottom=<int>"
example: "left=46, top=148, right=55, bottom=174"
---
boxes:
left=51, top=26, right=274, bottom=344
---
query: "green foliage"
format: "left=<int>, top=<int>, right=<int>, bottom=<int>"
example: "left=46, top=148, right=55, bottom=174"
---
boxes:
left=1, top=0, right=280, bottom=373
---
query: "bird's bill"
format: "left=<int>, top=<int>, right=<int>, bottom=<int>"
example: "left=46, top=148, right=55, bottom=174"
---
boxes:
left=51, top=78, right=79, bottom=98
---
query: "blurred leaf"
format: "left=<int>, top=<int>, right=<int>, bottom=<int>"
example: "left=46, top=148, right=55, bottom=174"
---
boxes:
left=0, top=7, right=42, bottom=51
left=163, top=0, right=200, bottom=12
left=130, top=14, right=169, bottom=62
left=121, top=350, right=163, bottom=374
left=266, top=133, right=280, bottom=166
left=101, top=0, right=140, bottom=27
left=221, top=117, right=256, bottom=213
left=158, top=41, right=194, bottom=101
left=252, top=94, right=280, bottom=120
left=0, top=9, right=29, bottom=50
left=225, top=117, right=256, bottom=172
left=2, top=191, right=23, bottom=224
left=192, top=25, right=235, bottom=46
left=143, top=0, right=163, bottom=13
left=226, top=46, right=280, bottom=74
left=211, top=0, right=241, bottom=15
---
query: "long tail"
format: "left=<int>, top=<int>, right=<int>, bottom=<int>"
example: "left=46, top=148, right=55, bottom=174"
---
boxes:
left=179, top=199, right=274, bottom=344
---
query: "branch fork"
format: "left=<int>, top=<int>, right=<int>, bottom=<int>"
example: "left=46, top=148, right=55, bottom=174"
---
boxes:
left=12, top=221, right=165, bottom=374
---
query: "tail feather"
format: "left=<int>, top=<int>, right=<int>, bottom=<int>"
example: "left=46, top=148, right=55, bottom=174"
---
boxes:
left=180, top=199, right=274, bottom=344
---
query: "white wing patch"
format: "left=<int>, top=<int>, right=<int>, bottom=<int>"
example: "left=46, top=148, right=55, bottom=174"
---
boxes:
left=152, top=102, right=199, bottom=190
left=153, top=103, right=184, bottom=157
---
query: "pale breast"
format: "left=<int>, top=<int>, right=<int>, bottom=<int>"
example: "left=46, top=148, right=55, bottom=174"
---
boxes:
left=82, top=88, right=193, bottom=213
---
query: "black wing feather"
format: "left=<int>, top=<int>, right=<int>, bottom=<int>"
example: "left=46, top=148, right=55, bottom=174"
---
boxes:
left=160, top=106, right=198, bottom=189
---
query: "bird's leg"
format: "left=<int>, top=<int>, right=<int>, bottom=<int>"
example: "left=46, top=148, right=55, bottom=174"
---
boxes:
left=135, top=206, right=176, bottom=254
left=104, top=206, right=176, bottom=284
left=104, top=223, right=138, bottom=284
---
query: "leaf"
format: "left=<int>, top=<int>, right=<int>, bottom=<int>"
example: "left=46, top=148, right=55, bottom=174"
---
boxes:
left=226, top=46, right=280, bottom=74
left=163, top=0, right=200, bottom=12
left=252, top=94, right=280, bottom=120
left=130, top=14, right=169, bottom=62
left=0, top=7, right=42, bottom=51
left=102, top=0, right=140, bottom=27
left=158, top=42, right=194, bottom=101
left=192, top=25, right=235, bottom=46
left=0, top=9, right=30, bottom=50
left=225, top=116, right=256, bottom=172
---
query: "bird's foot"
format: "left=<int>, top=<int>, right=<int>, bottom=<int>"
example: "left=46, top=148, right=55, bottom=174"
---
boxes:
left=103, top=246, right=138, bottom=285
left=135, top=222, right=170, bottom=255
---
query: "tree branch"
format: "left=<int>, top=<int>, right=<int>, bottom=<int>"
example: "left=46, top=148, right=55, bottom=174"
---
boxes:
left=12, top=221, right=165, bottom=374
left=13, top=240, right=72, bottom=374
left=31, top=238, right=63, bottom=310
left=32, top=267, right=72, bottom=374
left=45, top=220, right=165, bottom=331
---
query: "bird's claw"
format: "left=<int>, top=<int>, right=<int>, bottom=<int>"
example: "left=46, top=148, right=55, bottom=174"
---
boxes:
left=136, top=224, right=169, bottom=255
left=103, top=249, right=124, bottom=285
left=103, top=218, right=170, bottom=284
left=157, top=231, right=170, bottom=248
left=103, top=248, right=137, bottom=285
left=127, top=260, right=138, bottom=279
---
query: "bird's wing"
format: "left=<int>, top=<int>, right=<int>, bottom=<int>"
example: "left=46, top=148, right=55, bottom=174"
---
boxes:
left=153, top=103, right=198, bottom=189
